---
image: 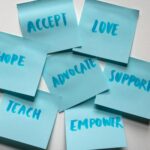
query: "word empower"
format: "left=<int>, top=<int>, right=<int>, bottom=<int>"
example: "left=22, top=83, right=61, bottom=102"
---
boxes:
left=0, top=52, right=25, bottom=66
left=6, top=100, right=41, bottom=120
left=27, top=13, right=67, bottom=33
left=52, top=59, right=97, bottom=88
left=109, top=70, right=150, bottom=92
left=70, top=117, right=123, bottom=131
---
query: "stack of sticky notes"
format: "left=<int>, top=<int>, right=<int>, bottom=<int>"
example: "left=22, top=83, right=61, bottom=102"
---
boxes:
left=0, top=0, right=149, bottom=150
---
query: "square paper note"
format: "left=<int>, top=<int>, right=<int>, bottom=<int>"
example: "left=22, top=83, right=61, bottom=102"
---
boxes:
left=73, top=0, right=139, bottom=64
left=95, top=58, right=150, bottom=120
left=0, top=91, right=59, bottom=149
left=65, top=98, right=126, bottom=150
left=17, top=0, right=79, bottom=53
left=0, top=32, right=46, bottom=97
left=43, top=52, right=108, bottom=111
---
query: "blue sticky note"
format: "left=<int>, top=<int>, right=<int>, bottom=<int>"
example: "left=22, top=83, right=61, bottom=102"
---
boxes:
left=73, top=0, right=139, bottom=64
left=17, top=0, right=79, bottom=53
left=95, top=58, right=150, bottom=119
left=43, top=52, right=108, bottom=111
left=65, top=97, right=127, bottom=150
left=0, top=91, right=59, bottom=149
left=0, top=32, right=46, bottom=97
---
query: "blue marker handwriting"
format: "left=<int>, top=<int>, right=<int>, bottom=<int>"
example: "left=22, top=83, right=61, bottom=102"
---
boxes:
left=70, top=117, right=123, bottom=131
left=27, top=13, right=67, bottom=33
left=109, top=69, right=150, bottom=92
left=52, top=59, right=97, bottom=88
left=0, top=52, right=25, bottom=66
left=6, top=100, right=41, bottom=120
left=92, top=20, right=119, bottom=36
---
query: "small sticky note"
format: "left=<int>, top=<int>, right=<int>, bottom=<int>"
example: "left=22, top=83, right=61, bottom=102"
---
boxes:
left=17, top=0, right=79, bottom=53
left=95, top=58, right=150, bottom=120
left=43, top=52, right=108, bottom=111
left=73, top=0, right=139, bottom=64
left=65, top=97, right=127, bottom=150
left=0, top=91, right=59, bottom=149
left=0, top=32, right=46, bottom=98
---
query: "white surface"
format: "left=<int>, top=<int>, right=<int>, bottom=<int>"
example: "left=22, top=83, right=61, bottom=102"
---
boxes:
left=0, top=0, right=150, bottom=150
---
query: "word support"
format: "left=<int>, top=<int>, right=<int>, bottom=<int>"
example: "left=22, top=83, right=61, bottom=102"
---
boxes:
left=6, top=100, right=42, bottom=120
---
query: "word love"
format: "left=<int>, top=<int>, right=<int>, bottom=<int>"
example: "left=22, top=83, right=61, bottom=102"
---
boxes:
left=6, top=100, right=41, bottom=120
left=52, top=59, right=97, bottom=88
left=27, top=13, right=67, bottom=33
left=92, top=20, right=119, bottom=36
left=109, top=70, right=150, bottom=92
left=70, top=117, right=123, bottom=131
left=0, top=52, right=25, bottom=66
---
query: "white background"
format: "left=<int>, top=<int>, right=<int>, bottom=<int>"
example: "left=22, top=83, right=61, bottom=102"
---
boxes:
left=0, top=0, right=150, bottom=150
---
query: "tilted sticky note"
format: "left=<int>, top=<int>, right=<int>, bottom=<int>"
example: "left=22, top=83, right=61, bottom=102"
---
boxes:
left=0, top=91, right=59, bottom=149
left=0, top=32, right=46, bottom=98
left=43, top=52, right=108, bottom=111
left=65, top=97, right=126, bottom=150
left=17, top=0, right=79, bottom=53
left=73, top=0, right=139, bottom=64
left=95, top=58, right=150, bottom=120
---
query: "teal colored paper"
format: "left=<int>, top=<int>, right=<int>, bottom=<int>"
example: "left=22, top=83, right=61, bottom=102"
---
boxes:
left=73, top=0, right=139, bottom=64
left=0, top=32, right=46, bottom=97
left=0, top=91, right=59, bottom=149
left=95, top=58, right=150, bottom=119
left=17, top=0, right=79, bottom=53
left=43, top=52, right=108, bottom=111
left=65, top=98, right=126, bottom=150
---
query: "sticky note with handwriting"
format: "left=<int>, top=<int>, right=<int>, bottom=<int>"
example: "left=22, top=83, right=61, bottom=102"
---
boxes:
left=17, top=0, right=79, bottom=53
left=0, top=91, right=59, bottom=149
left=0, top=32, right=46, bottom=98
left=73, top=0, right=139, bottom=64
left=65, top=97, right=126, bottom=150
left=43, top=52, right=108, bottom=111
left=95, top=58, right=150, bottom=119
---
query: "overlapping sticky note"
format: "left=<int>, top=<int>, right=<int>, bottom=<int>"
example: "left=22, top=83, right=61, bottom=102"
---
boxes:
left=65, top=97, right=127, bottom=150
left=17, top=0, right=79, bottom=53
left=95, top=58, right=150, bottom=120
left=0, top=91, right=60, bottom=149
left=73, top=0, right=139, bottom=64
left=43, top=52, right=108, bottom=111
left=0, top=32, right=46, bottom=98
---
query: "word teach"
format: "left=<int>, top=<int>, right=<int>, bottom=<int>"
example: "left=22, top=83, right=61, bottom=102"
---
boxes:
left=92, top=20, right=119, bottom=36
left=6, top=100, right=42, bottom=120
left=109, top=69, right=150, bottom=92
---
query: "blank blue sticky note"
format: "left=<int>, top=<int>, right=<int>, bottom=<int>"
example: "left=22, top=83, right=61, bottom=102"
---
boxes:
left=43, top=52, right=108, bottom=111
left=65, top=98, right=127, bottom=150
left=17, top=0, right=79, bottom=53
left=73, top=0, right=139, bottom=64
left=95, top=58, right=150, bottom=119
left=0, top=32, right=46, bottom=97
left=0, top=91, right=59, bottom=149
